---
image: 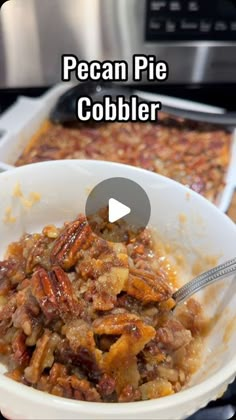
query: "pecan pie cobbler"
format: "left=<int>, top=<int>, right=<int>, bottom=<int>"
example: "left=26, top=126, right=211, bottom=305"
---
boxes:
left=15, top=114, right=231, bottom=203
left=0, top=212, right=206, bottom=402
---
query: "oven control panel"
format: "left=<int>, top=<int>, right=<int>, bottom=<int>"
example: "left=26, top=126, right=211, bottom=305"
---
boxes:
left=146, top=0, right=236, bottom=41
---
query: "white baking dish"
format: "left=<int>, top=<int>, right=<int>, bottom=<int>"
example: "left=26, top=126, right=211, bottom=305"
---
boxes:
left=0, top=83, right=235, bottom=212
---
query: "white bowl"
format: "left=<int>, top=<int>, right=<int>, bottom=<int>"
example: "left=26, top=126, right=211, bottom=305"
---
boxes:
left=0, top=160, right=236, bottom=420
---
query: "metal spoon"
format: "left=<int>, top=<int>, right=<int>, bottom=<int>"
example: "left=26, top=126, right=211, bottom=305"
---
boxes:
left=173, top=257, right=236, bottom=308
left=50, top=81, right=236, bottom=127
left=50, top=81, right=134, bottom=124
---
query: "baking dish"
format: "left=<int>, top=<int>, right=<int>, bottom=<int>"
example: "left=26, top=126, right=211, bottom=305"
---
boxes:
left=0, top=83, right=235, bottom=212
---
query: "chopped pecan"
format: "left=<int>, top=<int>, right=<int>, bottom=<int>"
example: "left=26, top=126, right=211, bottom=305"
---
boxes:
left=0, top=295, right=17, bottom=335
left=0, top=261, right=11, bottom=282
left=37, top=363, right=68, bottom=395
left=37, top=365, right=101, bottom=400
left=63, top=319, right=96, bottom=352
left=97, top=373, right=116, bottom=397
left=77, top=246, right=128, bottom=280
left=37, top=374, right=53, bottom=394
left=48, top=362, right=68, bottom=385
left=124, top=267, right=172, bottom=303
left=13, top=306, right=42, bottom=340
left=26, top=235, right=53, bottom=274
left=17, top=278, right=31, bottom=291
left=0, top=340, right=11, bottom=355
left=0, top=259, right=25, bottom=286
left=57, top=375, right=101, bottom=401
left=0, top=278, right=11, bottom=297
left=50, top=217, right=93, bottom=270
left=13, top=290, right=41, bottom=336
left=156, top=319, right=192, bottom=351
left=118, top=384, right=141, bottom=402
left=0, top=261, right=13, bottom=295
left=5, top=367, right=24, bottom=382
left=12, top=331, right=31, bottom=367
left=24, top=330, right=60, bottom=384
left=156, top=365, right=179, bottom=383
left=93, top=266, right=129, bottom=311
left=42, top=225, right=59, bottom=239
left=31, top=266, right=78, bottom=321
left=13, top=306, right=33, bottom=336
left=75, top=241, right=129, bottom=311
left=176, top=298, right=207, bottom=335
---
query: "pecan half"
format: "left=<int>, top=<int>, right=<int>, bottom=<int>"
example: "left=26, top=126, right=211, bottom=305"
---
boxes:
left=31, top=266, right=77, bottom=320
left=50, top=217, right=93, bottom=270
left=124, top=267, right=172, bottom=303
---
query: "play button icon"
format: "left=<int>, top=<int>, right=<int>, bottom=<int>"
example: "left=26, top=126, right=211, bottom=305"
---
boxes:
left=85, top=177, right=151, bottom=242
left=108, top=198, right=131, bottom=223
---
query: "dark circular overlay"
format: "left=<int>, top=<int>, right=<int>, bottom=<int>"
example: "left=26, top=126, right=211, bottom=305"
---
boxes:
left=85, top=177, right=151, bottom=243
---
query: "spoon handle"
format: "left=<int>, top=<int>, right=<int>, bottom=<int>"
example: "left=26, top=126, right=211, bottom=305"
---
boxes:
left=173, top=257, right=236, bottom=307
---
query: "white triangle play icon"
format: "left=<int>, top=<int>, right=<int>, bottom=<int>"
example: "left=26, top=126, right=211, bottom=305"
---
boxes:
left=108, top=198, right=131, bottom=223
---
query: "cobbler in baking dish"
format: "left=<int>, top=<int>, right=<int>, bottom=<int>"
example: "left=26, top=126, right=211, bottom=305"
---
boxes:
left=16, top=113, right=231, bottom=203
left=0, top=211, right=206, bottom=402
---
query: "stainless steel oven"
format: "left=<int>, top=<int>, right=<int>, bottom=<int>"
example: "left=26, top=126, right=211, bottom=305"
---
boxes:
left=1, top=0, right=236, bottom=87
left=0, top=2, right=236, bottom=420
